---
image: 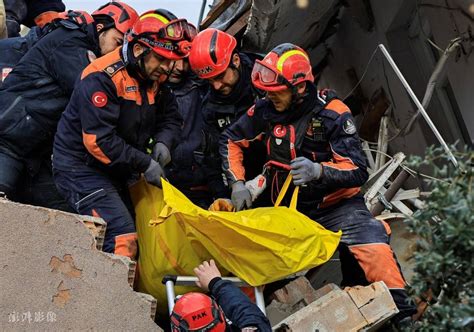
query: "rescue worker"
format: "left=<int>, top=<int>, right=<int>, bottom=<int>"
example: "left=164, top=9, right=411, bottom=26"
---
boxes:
left=149, top=10, right=213, bottom=209
left=171, top=260, right=271, bottom=332
left=0, top=11, right=81, bottom=88
left=0, top=2, right=138, bottom=209
left=219, top=43, right=417, bottom=324
left=188, top=28, right=267, bottom=207
left=53, top=10, right=193, bottom=258
left=3, top=0, right=65, bottom=37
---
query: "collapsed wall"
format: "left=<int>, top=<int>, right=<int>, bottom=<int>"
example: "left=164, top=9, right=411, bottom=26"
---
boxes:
left=0, top=199, right=160, bottom=331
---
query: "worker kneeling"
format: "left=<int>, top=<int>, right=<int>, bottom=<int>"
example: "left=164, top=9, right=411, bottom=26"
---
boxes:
left=52, top=10, right=192, bottom=259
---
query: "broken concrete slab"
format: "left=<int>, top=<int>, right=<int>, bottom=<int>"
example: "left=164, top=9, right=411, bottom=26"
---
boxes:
left=0, top=199, right=161, bottom=331
left=272, top=282, right=398, bottom=331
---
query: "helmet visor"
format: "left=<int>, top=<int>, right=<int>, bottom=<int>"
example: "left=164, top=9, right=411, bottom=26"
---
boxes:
left=252, top=61, right=279, bottom=84
left=251, top=60, right=294, bottom=89
left=158, top=19, right=196, bottom=42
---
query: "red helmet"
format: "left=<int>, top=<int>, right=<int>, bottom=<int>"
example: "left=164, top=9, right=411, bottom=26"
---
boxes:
left=128, top=10, right=196, bottom=60
left=251, top=43, right=314, bottom=92
left=189, top=28, right=237, bottom=79
left=92, top=1, right=139, bottom=34
left=170, top=293, right=226, bottom=332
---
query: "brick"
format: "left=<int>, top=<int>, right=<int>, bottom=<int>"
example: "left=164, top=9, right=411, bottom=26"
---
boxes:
left=346, top=282, right=398, bottom=328
left=272, top=282, right=399, bottom=331
left=80, top=214, right=106, bottom=250
left=273, top=277, right=317, bottom=305
left=314, top=283, right=340, bottom=300
left=273, top=288, right=367, bottom=331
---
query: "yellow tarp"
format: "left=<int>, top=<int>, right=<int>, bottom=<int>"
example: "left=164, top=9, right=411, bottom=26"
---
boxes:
left=130, top=179, right=341, bottom=314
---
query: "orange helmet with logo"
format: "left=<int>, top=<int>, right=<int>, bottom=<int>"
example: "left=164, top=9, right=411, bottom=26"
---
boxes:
left=128, top=10, right=197, bottom=60
left=170, top=293, right=226, bottom=332
left=92, top=1, right=139, bottom=34
left=188, top=28, right=237, bottom=79
left=251, top=43, right=314, bottom=92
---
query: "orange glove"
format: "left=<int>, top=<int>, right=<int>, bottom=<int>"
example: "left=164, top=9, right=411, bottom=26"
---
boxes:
left=208, top=198, right=234, bottom=212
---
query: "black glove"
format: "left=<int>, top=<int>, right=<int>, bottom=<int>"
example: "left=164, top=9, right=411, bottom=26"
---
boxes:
left=231, top=181, right=252, bottom=211
left=144, top=159, right=164, bottom=188
left=152, top=142, right=171, bottom=167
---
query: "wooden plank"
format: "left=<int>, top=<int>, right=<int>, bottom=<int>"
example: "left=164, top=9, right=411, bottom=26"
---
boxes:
left=374, top=116, right=389, bottom=171
left=365, top=152, right=405, bottom=207
left=362, top=141, right=375, bottom=172
left=225, top=9, right=250, bottom=36
left=392, top=189, right=420, bottom=201
left=200, top=0, right=235, bottom=30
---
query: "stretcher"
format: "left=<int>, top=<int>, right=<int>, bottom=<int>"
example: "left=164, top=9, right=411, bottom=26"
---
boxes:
left=162, top=275, right=266, bottom=317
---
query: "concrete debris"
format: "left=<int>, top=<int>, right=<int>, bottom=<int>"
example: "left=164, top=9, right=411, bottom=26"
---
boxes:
left=0, top=199, right=160, bottom=331
left=272, top=281, right=398, bottom=331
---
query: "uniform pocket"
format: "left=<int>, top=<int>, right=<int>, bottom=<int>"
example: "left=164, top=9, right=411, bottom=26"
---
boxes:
left=3, top=112, right=50, bottom=155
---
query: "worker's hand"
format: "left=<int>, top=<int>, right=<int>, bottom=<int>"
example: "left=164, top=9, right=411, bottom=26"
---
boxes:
left=194, top=259, right=222, bottom=292
left=151, top=142, right=171, bottom=167
left=290, top=157, right=322, bottom=186
left=144, top=159, right=164, bottom=188
left=245, top=174, right=267, bottom=202
left=231, top=181, right=252, bottom=211
left=209, top=198, right=234, bottom=212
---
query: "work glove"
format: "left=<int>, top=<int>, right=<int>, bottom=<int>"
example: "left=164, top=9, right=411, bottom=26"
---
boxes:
left=290, top=157, right=322, bottom=186
left=245, top=174, right=267, bottom=202
left=208, top=198, right=234, bottom=212
left=231, top=181, right=252, bottom=211
left=151, top=142, right=171, bottom=167
left=144, top=159, right=164, bottom=188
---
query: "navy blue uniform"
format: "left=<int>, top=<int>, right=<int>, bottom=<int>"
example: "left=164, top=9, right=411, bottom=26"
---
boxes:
left=53, top=47, right=182, bottom=257
left=219, top=83, right=417, bottom=320
left=208, top=278, right=271, bottom=331
left=0, top=16, right=98, bottom=210
left=4, top=0, right=65, bottom=37
left=165, top=75, right=213, bottom=208
left=0, top=27, right=41, bottom=88
left=199, top=52, right=266, bottom=201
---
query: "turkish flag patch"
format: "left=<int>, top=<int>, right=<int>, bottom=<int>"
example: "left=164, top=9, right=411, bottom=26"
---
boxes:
left=92, top=91, right=107, bottom=107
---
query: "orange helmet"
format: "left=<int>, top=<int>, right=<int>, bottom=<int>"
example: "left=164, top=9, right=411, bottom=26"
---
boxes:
left=189, top=28, right=237, bottom=79
left=170, top=293, right=226, bottom=332
left=128, top=10, right=196, bottom=60
left=251, top=43, right=314, bottom=92
left=56, top=10, right=94, bottom=26
left=92, top=1, right=139, bottom=34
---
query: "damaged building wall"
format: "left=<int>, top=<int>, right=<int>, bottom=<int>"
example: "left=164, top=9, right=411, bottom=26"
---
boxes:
left=317, top=0, right=473, bottom=157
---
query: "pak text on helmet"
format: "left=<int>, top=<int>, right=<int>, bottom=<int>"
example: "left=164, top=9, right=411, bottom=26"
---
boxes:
left=188, top=28, right=237, bottom=79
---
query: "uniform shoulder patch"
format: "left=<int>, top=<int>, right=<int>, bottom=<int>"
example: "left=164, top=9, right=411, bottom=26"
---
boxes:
left=103, top=60, right=125, bottom=77
left=325, top=99, right=351, bottom=115
left=343, top=118, right=357, bottom=135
